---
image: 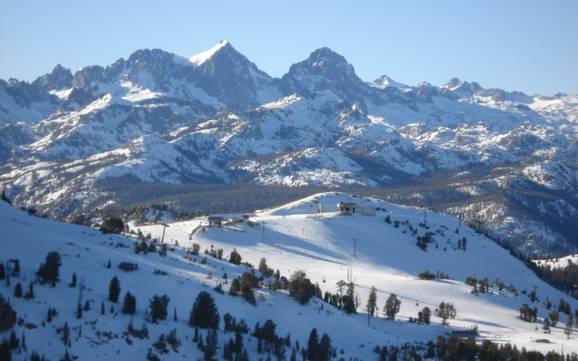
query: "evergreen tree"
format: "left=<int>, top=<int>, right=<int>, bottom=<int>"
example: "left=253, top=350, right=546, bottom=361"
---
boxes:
left=149, top=295, right=170, bottom=323
left=438, top=302, right=457, bottom=325
left=340, top=282, right=357, bottom=314
left=543, top=318, right=551, bottom=334
left=318, top=333, right=332, bottom=361
left=384, top=294, right=401, bottom=320
left=366, top=286, right=378, bottom=325
left=229, top=278, right=241, bottom=296
left=189, top=291, right=220, bottom=329
left=418, top=306, right=431, bottom=325
left=306, top=328, right=319, bottom=361
left=61, top=322, right=70, bottom=345
left=0, top=263, right=5, bottom=280
left=549, top=310, right=559, bottom=326
left=13, top=283, right=22, bottom=298
left=100, top=301, right=105, bottom=316
left=565, top=313, right=574, bottom=340
left=203, top=329, right=218, bottom=361
left=122, top=292, right=137, bottom=315
left=61, top=350, right=73, bottom=361
left=0, top=295, right=16, bottom=331
left=229, top=249, right=242, bottom=265
left=108, top=276, right=121, bottom=303
left=288, top=270, right=316, bottom=305
left=0, top=340, right=10, bottom=361
left=24, top=281, right=34, bottom=299
left=69, top=273, right=77, bottom=288
left=10, top=260, right=19, bottom=277
left=258, top=258, right=272, bottom=277
left=76, top=302, right=82, bottom=319
left=239, top=272, right=258, bottom=305
left=36, top=251, right=61, bottom=286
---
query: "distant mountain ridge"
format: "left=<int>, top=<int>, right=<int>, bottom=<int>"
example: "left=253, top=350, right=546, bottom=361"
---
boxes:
left=1, top=40, right=577, bottom=256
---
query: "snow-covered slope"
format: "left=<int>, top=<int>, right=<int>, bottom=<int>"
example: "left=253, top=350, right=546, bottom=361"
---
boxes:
left=2, top=193, right=578, bottom=361
left=135, top=193, right=578, bottom=353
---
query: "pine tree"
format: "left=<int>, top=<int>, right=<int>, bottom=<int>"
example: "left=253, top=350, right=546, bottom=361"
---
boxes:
left=9, top=330, right=18, bottom=349
left=100, top=302, right=105, bottom=316
left=76, top=302, right=82, bottom=319
left=189, top=291, right=220, bottom=329
left=61, top=322, right=70, bottom=345
left=318, top=333, right=332, bottom=361
left=122, top=292, right=136, bottom=315
left=229, top=278, right=241, bottom=296
left=418, top=306, right=431, bottom=325
left=437, top=302, right=457, bottom=325
left=288, top=271, right=316, bottom=305
left=69, top=273, right=77, bottom=288
left=20, top=332, right=26, bottom=351
left=149, top=294, right=170, bottom=323
left=0, top=295, right=17, bottom=331
left=565, top=313, right=574, bottom=340
left=11, top=260, right=19, bottom=277
left=549, top=310, right=559, bottom=327
left=108, top=276, right=121, bottom=303
left=24, top=281, right=34, bottom=299
left=384, top=294, right=401, bottom=320
left=173, top=307, right=177, bottom=322
left=229, top=249, right=242, bottom=265
left=258, top=258, right=272, bottom=277
left=0, top=340, right=10, bottom=361
left=36, top=251, right=61, bottom=286
left=543, top=318, right=551, bottom=334
left=306, top=328, right=319, bottom=361
left=366, top=286, right=377, bottom=325
left=203, top=329, right=218, bottom=361
left=13, top=283, right=22, bottom=298
left=0, top=263, right=5, bottom=280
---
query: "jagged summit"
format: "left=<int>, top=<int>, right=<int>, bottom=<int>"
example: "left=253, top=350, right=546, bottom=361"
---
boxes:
left=281, top=46, right=367, bottom=100
left=32, top=63, right=73, bottom=91
left=189, top=39, right=232, bottom=66
left=372, top=75, right=409, bottom=90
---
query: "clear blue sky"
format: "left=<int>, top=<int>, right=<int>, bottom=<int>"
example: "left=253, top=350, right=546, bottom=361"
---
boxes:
left=1, top=0, right=577, bottom=95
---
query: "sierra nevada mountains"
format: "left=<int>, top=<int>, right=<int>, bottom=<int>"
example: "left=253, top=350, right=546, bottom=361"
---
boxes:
left=0, top=40, right=577, bottom=256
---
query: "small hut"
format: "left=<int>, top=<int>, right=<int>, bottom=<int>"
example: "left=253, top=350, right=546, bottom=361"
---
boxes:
left=208, top=215, right=223, bottom=227
left=449, top=329, right=478, bottom=339
left=337, top=202, right=358, bottom=215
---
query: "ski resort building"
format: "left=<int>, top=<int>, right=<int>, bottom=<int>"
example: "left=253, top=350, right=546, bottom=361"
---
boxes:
left=337, top=202, right=376, bottom=216
left=207, top=215, right=223, bottom=227
left=337, top=202, right=358, bottom=215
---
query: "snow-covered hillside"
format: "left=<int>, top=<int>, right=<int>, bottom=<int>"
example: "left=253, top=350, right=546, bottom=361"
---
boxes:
left=134, top=193, right=578, bottom=354
left=2, top=193, right=578, bottom=360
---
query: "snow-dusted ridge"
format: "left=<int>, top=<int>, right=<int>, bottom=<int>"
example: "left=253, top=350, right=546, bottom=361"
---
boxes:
left=1, top=40, right=578, bottom=256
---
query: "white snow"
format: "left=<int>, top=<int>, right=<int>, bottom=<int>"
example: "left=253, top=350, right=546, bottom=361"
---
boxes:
left=189, top=40, right=230, bottom=66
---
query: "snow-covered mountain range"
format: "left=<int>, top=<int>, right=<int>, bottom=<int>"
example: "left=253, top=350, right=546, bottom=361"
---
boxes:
left=1, top=193, right=577, bottom=360
left=1, top=41, right=577, bottom=256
